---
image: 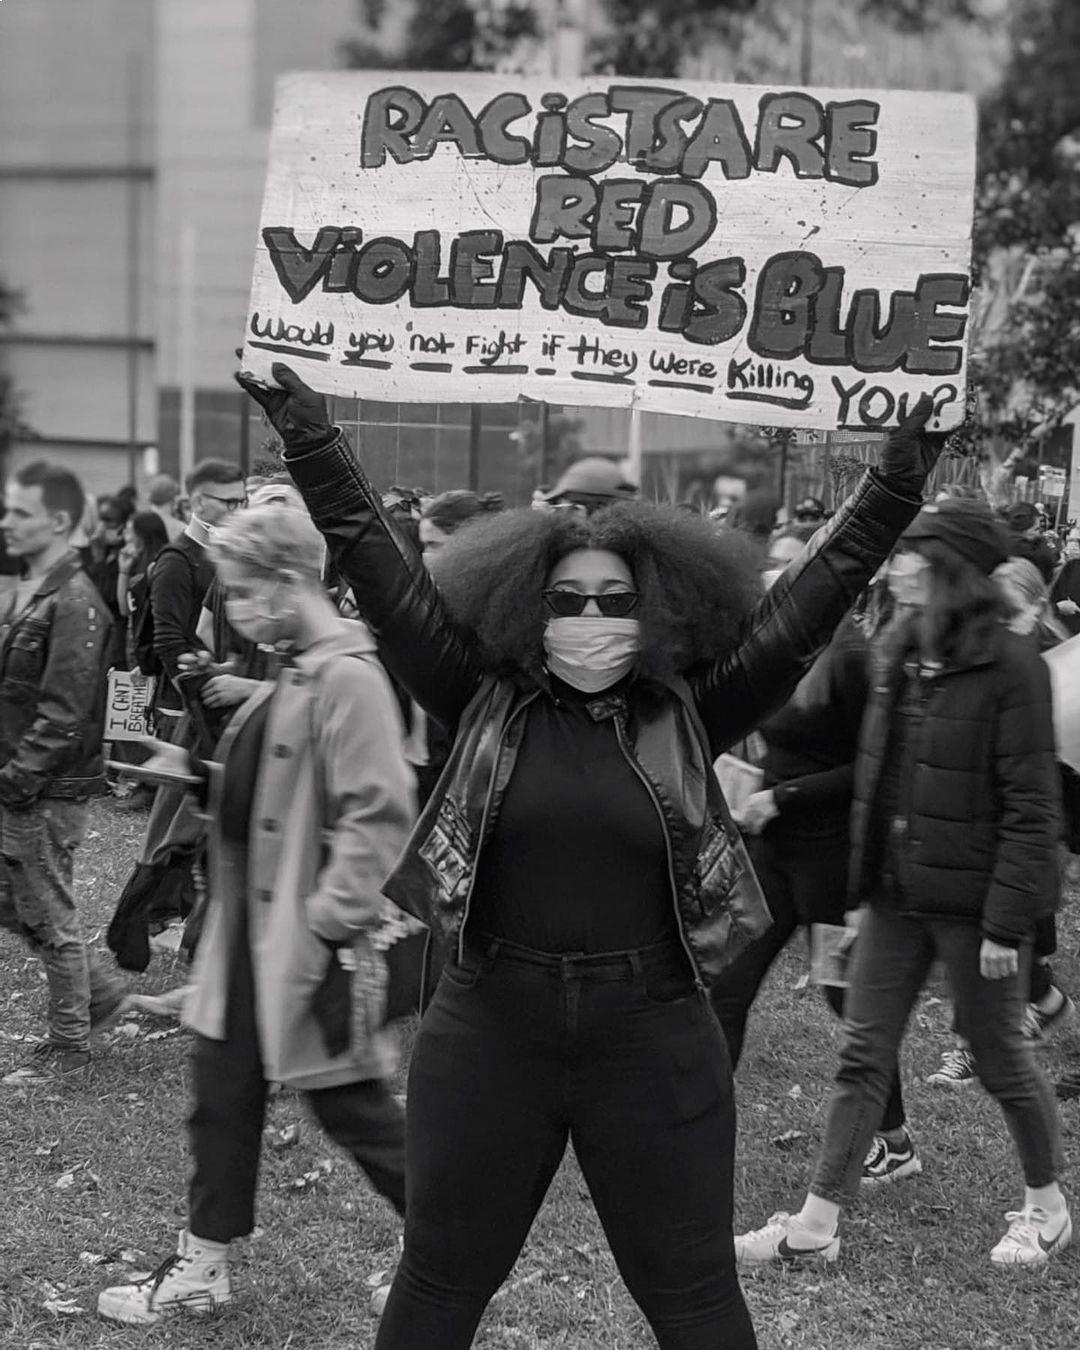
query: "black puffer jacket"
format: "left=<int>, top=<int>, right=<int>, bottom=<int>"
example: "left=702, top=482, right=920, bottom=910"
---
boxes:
left=0, top=551, right=114, bottom=807
left=285, top=431, right=921, bottom=985
left=849, top=625, right=1060, bottom=944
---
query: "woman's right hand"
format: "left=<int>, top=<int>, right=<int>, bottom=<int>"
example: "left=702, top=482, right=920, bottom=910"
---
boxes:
left=234, top=359, right=332, bottom=452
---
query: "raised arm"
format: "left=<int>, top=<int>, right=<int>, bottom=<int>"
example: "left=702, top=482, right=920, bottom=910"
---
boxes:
left=688, top=400, right=939, bottom=756
left=236, top=363, right=484, bottom=732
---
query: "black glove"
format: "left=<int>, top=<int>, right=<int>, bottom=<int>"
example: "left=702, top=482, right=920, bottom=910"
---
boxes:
left=878, top=394, right=947, bottom=498
left=234, top=360, right=333, bottom=452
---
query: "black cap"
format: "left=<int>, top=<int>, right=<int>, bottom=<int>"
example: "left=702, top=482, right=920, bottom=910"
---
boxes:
left=902, top=498, right=1011, bottom=575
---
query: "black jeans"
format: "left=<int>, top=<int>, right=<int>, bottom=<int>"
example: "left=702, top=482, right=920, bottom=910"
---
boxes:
left=709, top=829, right=906, bottom=1133
left=187, top=938, right=406, bottom=1243
left=375, top=937, right=757, bottom=1350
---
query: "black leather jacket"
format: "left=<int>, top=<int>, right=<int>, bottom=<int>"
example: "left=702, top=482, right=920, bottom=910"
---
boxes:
left=0, top=551, right=114, bottom=808
left=286, top=431, right=921, bottom=985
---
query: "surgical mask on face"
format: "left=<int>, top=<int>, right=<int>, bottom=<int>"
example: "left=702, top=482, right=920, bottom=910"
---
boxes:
left=225, top=585, right=286, bottom=643
left=543, top=616, right=640, bottom=693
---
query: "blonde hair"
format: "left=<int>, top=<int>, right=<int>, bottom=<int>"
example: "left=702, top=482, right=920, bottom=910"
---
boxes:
left=209, top=503, right=323, bottom=583
left=993, top=556, right=1047, bottom=612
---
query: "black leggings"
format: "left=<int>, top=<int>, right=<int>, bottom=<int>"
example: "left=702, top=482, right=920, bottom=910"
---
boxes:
left=709, top=827, right=907, bottom=1134
left=375, top=938, right=757, bottom=1350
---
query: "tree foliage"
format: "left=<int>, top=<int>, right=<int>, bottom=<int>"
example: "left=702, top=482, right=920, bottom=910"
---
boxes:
left=972, top=0, right=1080, bottom=437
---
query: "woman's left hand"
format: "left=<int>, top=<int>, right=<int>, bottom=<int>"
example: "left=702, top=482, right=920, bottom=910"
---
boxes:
left=879, top=394, right=948, bottom=497
left=979, top=937, right=1019, bottom=981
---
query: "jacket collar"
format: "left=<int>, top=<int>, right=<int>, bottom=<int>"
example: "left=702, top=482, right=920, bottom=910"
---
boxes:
left=26, top=549, right=83, bottom=601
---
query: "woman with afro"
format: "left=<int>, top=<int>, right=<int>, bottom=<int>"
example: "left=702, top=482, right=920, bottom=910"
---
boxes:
left=238, top=363, right=942, bottom=1350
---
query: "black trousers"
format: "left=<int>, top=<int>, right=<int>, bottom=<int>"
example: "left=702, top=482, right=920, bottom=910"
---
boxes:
left=375, top=937, right=757, bottom=1350
left=187, top=938, right=406, bottom=1243
left=709, top=827, right=907, bottom=1134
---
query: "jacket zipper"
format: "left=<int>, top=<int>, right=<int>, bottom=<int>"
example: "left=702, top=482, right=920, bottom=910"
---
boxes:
left=456, top=693, right=538, bottom=965
left=613, top=714, right=702, bottom=987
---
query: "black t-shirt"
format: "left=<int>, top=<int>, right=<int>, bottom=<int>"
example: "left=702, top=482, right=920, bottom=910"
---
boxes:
left=466, top=680, right=674, bottom=954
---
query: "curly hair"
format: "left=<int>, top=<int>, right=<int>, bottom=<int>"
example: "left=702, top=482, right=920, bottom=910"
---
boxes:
left=428, top=501, right=761, bottom=681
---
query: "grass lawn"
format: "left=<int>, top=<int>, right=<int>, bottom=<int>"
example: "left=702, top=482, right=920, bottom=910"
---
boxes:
left=1, top=798, right=1079, bottom=1349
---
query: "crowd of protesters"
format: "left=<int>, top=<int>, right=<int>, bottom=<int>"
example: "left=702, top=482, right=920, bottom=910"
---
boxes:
left=0, top=365, right=1078, bottom=1347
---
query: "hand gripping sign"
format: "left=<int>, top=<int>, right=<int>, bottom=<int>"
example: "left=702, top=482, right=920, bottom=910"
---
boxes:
left=242, top=73, right=976, bottom=432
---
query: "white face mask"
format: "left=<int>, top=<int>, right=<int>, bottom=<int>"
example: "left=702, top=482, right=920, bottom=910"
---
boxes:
left=543, top=616, right=640, bottom=693
left=225, top=584, right=288, bottom=644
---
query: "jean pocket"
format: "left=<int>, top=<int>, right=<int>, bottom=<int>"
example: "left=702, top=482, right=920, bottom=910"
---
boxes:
left=440, top=957, right=484, bottom=992
left=640, top=964, right=700, bottom=1008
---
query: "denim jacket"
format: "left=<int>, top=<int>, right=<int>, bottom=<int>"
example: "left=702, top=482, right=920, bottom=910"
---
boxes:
left=0, top=551, right=113, bottom=808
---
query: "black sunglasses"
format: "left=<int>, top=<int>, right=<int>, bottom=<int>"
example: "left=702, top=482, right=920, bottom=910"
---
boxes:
left=543, top=589, right=640, bottom=618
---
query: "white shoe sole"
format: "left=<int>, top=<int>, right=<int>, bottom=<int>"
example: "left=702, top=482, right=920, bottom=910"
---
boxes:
left=735, top=1238, right=840, bottom=1267
left=97, top=1289, right=231, bottom=1324
left=926, top=1073, right=976, bottom=1089
left=990, top=1216, right=1072, bottom=1268
left=862, top=1155, right=923, bottom=1186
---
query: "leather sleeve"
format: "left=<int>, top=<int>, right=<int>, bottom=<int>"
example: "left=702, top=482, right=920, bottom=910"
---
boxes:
left=0, top=588, right=112, bottom=807
left=687, top=471, right=920, bottom=757
left=283, top=431, right=485, bottom=732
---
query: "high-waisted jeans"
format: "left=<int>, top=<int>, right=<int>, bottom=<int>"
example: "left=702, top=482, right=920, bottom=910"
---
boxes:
left=810, top=905, right=1063, bottom=1207
left=375, top=935, right=757, bottom=1350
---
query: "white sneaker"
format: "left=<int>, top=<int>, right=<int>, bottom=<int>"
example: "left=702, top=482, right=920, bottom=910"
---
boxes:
left=989, top=1206, right=1072, bottom=1268
left=97, top=1230, right=232, bottom=1324
left=734, top=1212, right=840, bottom=1267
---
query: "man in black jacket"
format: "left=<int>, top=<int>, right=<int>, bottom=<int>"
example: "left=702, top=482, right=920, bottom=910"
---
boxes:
left=107, top=460, right=244, bottom=972
left=0, top=461, right=129, bottom=1085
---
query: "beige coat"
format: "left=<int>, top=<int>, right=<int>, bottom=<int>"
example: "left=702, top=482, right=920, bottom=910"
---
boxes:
left=185, top=620, right=417, bottom=1091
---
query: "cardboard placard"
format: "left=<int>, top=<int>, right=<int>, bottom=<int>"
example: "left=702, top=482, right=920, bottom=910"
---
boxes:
left=105, top=671, right=155, bottom=742
left=1044, top=635, right=1080, bottom=774
left=243, top=73, right=976, bottom=431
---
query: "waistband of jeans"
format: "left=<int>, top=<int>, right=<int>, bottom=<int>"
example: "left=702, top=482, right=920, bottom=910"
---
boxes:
left=465, top=932, right=688, bottom=980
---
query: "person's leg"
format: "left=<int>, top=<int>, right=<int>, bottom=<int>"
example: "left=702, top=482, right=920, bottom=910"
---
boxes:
left=1, top=801, right=103, bottom=1054
left=737, top=909, right=933, bottom=1266
left=307, top=1078, right=406, bottom=1216
left=98, top=952, right=266, bottom=1324
left=375, top=956, right=570, bottom=1350
left=788, top=835, right=908, bottom=1138
left=708, top=834, right=798, bottom=1068
left=935, top=923, right=1068, bottom=1263
left=574, top=967, right=756, bottom=1350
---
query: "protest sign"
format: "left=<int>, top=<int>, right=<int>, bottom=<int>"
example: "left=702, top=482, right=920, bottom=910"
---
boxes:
left=243, top=73, right=976, bottom=430
left=1044, top=636, right=1080, bottom=774
left=105, top=671, right=155, bottom=742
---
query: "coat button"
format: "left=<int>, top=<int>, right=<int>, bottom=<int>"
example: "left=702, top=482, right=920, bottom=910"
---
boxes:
left=255, top=888, right=272, bottom=903
left=260, top=818, right=278, bottom=833
left=291, top=671, right=305, bottom=686
left=273, top=744, right=292, bottom=758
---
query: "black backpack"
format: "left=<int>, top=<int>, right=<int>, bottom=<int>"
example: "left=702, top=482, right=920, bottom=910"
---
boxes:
left=130, top=543, right=201, bottom=678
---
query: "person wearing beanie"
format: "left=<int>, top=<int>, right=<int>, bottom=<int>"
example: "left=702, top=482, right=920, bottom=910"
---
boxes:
left=738, top=496, right=1068, bottom=1271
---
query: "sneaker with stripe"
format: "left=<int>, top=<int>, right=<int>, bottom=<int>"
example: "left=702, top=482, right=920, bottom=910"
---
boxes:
left=861, top=1132, right=922, bottom=1186
left=990, top=1205, right=1072, bottom=1268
